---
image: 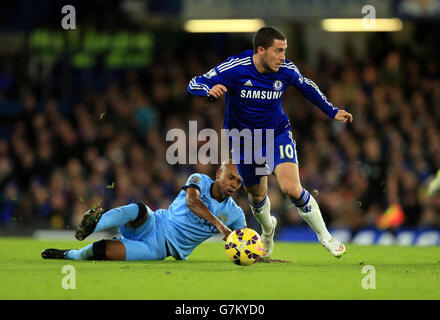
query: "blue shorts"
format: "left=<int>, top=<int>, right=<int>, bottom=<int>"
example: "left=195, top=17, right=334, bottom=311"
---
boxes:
left=115, top=206, right=169, bottom=261
left=234, top=130, right=298, bottom=187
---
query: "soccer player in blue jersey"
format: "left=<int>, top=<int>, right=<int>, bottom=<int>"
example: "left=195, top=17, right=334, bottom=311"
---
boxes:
left=187, top=27, right=353, bottom=258
left=41, top=161, right=246, bottom=261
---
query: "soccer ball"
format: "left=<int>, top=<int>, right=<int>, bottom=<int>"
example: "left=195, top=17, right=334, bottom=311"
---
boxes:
left=225, top=228, right=264, bottom=266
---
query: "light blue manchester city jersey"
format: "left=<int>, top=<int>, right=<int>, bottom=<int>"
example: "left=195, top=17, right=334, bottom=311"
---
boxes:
left=154, top=173, right=246, bottom=260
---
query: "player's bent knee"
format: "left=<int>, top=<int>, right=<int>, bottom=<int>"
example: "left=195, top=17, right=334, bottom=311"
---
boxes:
left=91, top=239, right=126, bottom=260
left=105, top=240, right=126, bottom=261
left=126, top=202, right=149, bottom=229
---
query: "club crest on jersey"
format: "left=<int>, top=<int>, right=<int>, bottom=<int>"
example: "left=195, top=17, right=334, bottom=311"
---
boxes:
left=189, top=176, right=200, bottom=184
left=203, top=68, right=217, bottom=79
left=218, top=214, right=227, bottom=224
left=273, top=80, right=283, bottom=91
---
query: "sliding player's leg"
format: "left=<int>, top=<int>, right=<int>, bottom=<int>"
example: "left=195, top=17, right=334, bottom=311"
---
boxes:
left=41, top=239, right=125, bottom=260
left=75, top=202, right=148, bottom=241
left=274, top=161, right=345, bottom=258
left=42, top=201, right=146, bottom=260
left=42, top=205, right=169, bottom=261
left=42, top=238, right=166, bottom=261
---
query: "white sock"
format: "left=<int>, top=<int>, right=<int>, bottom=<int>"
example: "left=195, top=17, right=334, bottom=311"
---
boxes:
left=249, top=195, right=273, bottom=234
left=294, top=189, right=332, bottom=243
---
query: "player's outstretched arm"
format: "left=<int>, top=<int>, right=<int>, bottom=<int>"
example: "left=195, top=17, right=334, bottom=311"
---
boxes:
left=187, top=75, right=229, bottom=99
left=185, top=187, right=232, bottom=240
left=287, top=64, right=346, bottom=120
left=293, top=76, right=340, bottom=119
left=187, top=61, right=233, bottom=99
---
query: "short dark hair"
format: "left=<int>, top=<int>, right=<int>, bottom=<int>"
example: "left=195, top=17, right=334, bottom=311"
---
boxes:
left=253, top=27, right=286, bottom=53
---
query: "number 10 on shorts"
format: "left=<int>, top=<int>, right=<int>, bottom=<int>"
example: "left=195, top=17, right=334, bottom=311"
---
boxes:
left=279, top=144, right=295, bottom=159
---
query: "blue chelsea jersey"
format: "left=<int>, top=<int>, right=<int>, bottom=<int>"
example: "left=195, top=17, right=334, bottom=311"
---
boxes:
left=154, top=173, right=247, bottom=260
left=188, top=49, right=338, bottom=136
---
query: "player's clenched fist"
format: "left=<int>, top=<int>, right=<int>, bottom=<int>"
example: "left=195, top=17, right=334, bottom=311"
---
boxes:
left=334, top=109, right=353, bottom=123
left=208, top=84, right=227, bottom=99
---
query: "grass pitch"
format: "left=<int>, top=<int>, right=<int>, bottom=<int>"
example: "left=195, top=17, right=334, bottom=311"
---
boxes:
left=0, top=238, right=439, bottom=300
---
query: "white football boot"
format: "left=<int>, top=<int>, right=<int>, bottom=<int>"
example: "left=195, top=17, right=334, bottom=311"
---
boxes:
left=261, top=216, right=277, bottom=259
left=321, top=238, right=346, bottom=258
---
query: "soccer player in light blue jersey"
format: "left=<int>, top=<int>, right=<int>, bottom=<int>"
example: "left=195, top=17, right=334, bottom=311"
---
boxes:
left=187, top=27, right=353, bottom=258
left=41, top=161, right=246, bottom=261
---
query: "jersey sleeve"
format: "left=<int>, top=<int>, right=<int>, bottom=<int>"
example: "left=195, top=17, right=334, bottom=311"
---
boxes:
left=182, top=173, right=209, bottom=196
left=285, top=62, right=339, bottom=119
left=187, top=60, right=235, bottom=97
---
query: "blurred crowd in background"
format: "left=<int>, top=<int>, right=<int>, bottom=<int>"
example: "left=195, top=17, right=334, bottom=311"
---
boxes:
left=0, top=26, right=439, bottom=233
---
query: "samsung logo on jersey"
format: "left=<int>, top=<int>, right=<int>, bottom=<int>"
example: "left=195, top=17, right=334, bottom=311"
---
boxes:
left=240, top=90, right=284, bottom=100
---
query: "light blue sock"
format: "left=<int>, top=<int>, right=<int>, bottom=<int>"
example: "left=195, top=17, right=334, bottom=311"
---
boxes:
left=66, top=243, right=94, bottom=260
left=93, top=203, right=139, bottom=233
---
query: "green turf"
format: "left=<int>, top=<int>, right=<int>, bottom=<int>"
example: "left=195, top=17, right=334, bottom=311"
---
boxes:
left=0, top=238, right=439, bottom=300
